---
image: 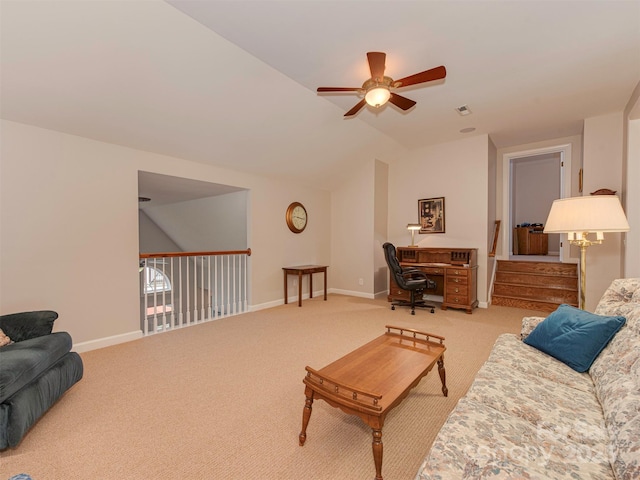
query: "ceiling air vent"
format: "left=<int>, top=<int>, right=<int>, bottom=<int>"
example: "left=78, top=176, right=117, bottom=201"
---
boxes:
left=455, top=104, right=472, bottom=116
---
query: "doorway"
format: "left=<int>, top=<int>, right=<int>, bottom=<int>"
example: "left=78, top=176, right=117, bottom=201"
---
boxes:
left=501, top=144, right=572, bottom=262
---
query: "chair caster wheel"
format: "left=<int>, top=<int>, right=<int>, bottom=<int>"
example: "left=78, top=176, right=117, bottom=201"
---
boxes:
left=431, top=309, right=435, bottom=313
left=391, top=306, right=395, bottom=310
left=411, top=310, right=415, bottom=315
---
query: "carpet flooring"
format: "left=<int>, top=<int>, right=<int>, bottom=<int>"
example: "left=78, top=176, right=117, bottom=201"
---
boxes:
left=0, top=295, right=542, bottom=480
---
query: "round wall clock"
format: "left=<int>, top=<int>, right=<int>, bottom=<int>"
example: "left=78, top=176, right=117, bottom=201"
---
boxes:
left=286, top=202, right=307, bottom=233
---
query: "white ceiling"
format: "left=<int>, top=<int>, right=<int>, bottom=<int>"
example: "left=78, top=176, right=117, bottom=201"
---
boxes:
left=2, top=0, right=640, bottom=194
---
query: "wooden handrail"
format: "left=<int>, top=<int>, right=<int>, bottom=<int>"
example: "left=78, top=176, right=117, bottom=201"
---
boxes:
left=140, top=248, right=251, bottom=259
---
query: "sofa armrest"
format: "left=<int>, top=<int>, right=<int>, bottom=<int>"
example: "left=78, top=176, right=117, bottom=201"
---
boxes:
left=0, top=310, right=58, bottom=342
left=520, top=315, right=546, bottom=340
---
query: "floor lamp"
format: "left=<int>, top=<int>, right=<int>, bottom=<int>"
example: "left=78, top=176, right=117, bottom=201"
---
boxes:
left=544, top=195, right=630, bottom=310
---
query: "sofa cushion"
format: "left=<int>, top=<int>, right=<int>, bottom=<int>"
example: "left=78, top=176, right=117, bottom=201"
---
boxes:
left=524, top=304, right=626, bottom=372
left=0, top=311, right=58, bottom=343
left=488, top=334, right=595, bottom=394
left=415, top=397, right=614, bottom=480
left=0, top=332, right=72, bottom=403
left=465, top=361, right=607, bottom=447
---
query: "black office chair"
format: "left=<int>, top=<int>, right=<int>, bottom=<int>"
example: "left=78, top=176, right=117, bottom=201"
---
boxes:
left=383, top=242, right=436, bottom=315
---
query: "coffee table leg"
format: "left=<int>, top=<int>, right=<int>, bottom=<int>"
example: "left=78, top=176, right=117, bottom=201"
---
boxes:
left=372, top=428, right=383, bottom=480
left=299, top=392, right=314, bottom=446
left=438, top=356, right=448, bottom=397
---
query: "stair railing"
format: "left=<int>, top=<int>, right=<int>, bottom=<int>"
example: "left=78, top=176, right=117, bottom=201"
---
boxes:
left=139, top=249, right=251, bottom=335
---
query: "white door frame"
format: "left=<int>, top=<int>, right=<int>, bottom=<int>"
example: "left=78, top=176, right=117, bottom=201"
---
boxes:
left=500, top=143, right=573, bottom=262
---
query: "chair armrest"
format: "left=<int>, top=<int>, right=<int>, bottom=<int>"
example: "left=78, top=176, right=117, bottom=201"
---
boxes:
left=0, top=310, right=58, bottom=342
left=401, top=268, right=437, bottom=290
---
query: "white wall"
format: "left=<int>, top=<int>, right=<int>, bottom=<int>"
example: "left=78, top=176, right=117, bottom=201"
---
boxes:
left=512, top=153, right=561, bottom=253
left=0, top=120, right=333, bottom=347
left=624, top=80, right=640, bottom=278
left=583, top=112, right=625, bottom=311
left=388, top=135, right=491, bottom=305
left=330, top=159, right=377, bottom=298
left=143, top=190, right=248, bottom=251
left=139, top=210, right=182, bottom=253
left=373, top=160, right=389, bottom=296
left=513, top=154, right=560, bottom=227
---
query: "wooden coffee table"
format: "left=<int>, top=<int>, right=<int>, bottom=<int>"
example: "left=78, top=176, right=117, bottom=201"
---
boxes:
left=299, top=325, right=447, bottom=480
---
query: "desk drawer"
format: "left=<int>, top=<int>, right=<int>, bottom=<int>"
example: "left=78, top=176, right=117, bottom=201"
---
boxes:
left=446, top=275, right=468, bottom=285
left=446, top=284, right=469, bottom=296
left=447, top=294, right=469, bottom=306
left=447, top=268, right=469, bottom=277
left=421, top=267, right=445, bottom=276
left=391, top=288, right=411, bottom=300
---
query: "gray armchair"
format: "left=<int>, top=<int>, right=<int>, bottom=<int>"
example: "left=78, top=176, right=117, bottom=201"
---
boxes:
left=0, top=310, right=83, bottom=448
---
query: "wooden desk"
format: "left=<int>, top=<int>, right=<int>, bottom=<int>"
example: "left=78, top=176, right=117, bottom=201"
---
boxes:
left=283, top=265, right=328, bottom=307
left=389, top=247, right=478, bottom=314
left=299, top=325, right=447, bottom=480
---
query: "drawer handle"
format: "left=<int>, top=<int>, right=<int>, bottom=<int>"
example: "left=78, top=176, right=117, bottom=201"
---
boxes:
left=453, top=278, right=459, bottom=283
left=455, top=288, right=459, bottom=293
left=454, top=270, right=460, bottom=275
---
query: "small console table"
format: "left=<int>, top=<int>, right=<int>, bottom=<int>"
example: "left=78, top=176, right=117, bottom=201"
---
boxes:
left=283, top=265, right=328, bottom=307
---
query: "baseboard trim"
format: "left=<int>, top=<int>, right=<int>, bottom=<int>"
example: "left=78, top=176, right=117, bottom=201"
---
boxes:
left=330, top=289, right=375, bottom=299
left=73, top=330, right=143, bottom=353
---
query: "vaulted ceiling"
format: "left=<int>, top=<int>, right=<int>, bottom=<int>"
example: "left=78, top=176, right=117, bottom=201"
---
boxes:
left=2, top=1, right=639, bottom=192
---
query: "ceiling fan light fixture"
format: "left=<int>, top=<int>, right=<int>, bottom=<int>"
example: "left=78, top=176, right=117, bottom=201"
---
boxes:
left=365, top=86, right=391, bottom=107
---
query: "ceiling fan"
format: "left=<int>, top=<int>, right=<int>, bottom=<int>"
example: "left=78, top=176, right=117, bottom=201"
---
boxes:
left=317, top=52, right=446, bottom=117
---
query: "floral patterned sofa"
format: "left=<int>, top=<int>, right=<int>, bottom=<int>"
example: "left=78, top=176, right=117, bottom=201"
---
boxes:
left=416, top=278, right=640, bottom=480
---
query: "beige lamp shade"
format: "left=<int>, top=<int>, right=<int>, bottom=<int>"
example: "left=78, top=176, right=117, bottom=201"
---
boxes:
left=544, top=196, right=630, bottom=234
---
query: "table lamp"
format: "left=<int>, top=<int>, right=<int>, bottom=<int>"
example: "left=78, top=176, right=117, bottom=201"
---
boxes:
left=407, top=224, right=421, bottom=247
left=544, top=195, right=630, bottom=309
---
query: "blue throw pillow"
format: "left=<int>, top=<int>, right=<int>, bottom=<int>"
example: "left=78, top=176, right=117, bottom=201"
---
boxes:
left=523, top=304, right=626, bottom=372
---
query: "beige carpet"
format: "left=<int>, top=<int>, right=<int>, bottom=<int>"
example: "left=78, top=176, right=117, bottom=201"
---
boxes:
left=0, top=295, right=543, bottom=480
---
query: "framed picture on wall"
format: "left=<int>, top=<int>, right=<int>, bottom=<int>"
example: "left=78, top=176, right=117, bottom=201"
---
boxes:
left=418, top=197, right=445, bottom=234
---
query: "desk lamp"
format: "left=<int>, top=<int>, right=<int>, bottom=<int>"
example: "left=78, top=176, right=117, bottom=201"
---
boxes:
left=544, top=195, right=629, bottom=309
left=407, top=224, right=421, bottom=247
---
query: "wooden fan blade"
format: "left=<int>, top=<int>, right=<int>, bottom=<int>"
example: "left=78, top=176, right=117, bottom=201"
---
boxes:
left=389, top=93, right=416, bottom=111
left=394, top=65, right=446, bottom=88
left=317, top=87, right=360, bottom=92
left=367, top=52, right=386, bottom=81
left=344, top=99, right=367, bottom=117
